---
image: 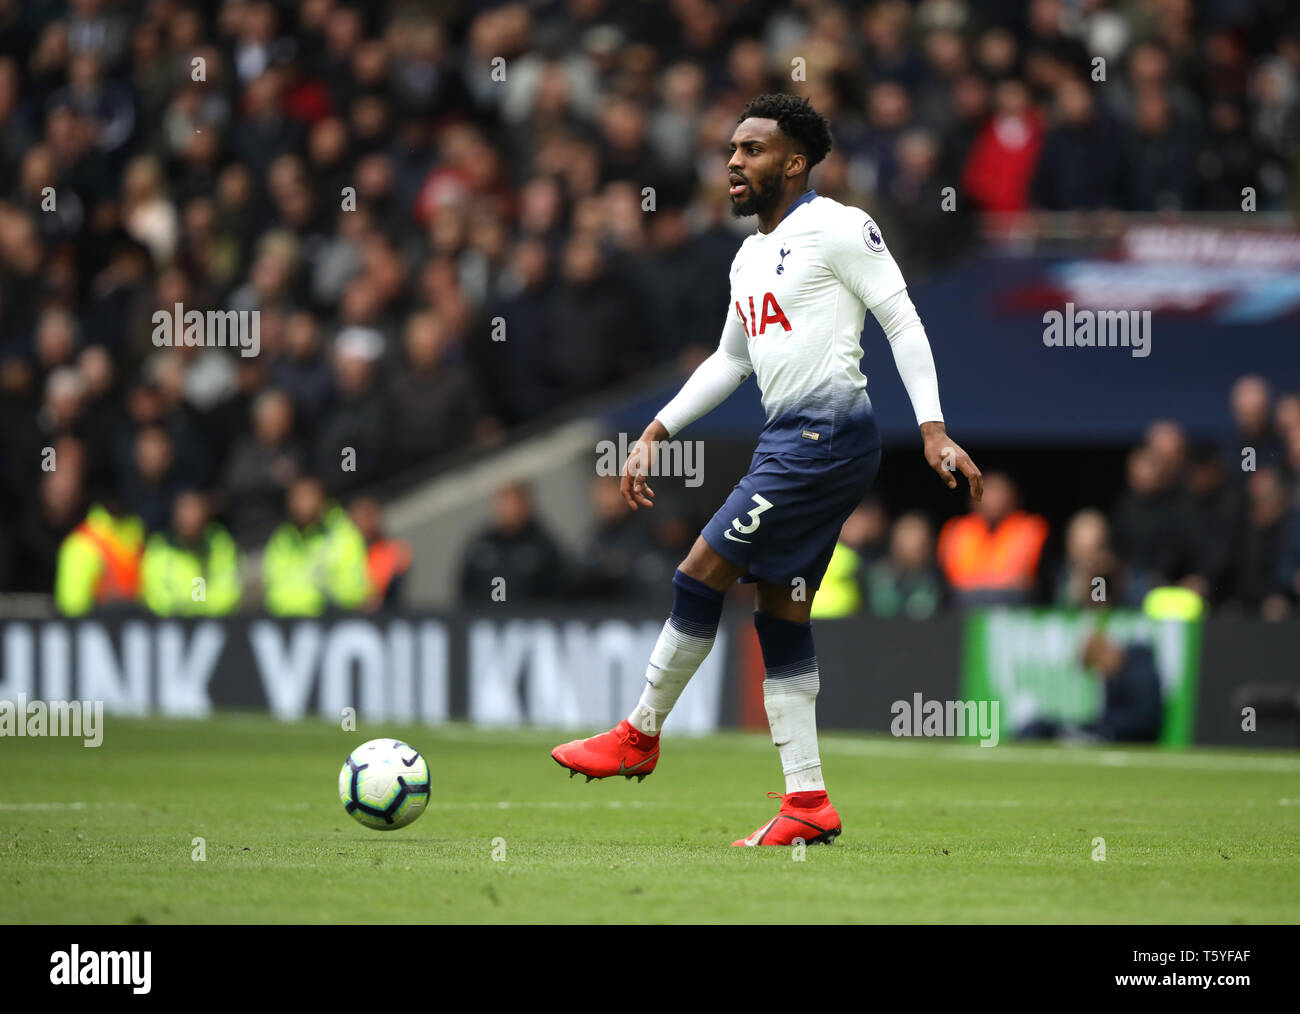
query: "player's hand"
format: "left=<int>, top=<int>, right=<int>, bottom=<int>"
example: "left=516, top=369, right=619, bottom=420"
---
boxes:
left=921, top=421, right=983, bottom=501
left=620, top=421, right=670, bottom=510
left=620, top=437, right=656, bottom=510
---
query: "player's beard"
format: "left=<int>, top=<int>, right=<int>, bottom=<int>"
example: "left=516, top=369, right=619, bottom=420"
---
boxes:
left=729, top=168, right=783, bottom=219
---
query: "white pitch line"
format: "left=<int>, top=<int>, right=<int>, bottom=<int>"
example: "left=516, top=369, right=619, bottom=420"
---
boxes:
left=424, top=798, right=1298, bottom=810
left=426, top=800, right=659, bottom=810
left=3, top=798, right=1295, bottom=815
left=0, top=801, right=143, bottom=811
left=414, top=725, right=1300, bottom=773
left=810, top=736, right=1300, bottom=774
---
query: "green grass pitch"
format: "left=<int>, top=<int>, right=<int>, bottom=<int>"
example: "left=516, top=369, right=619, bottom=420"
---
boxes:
left=2, top=715, right=1298, bottom=924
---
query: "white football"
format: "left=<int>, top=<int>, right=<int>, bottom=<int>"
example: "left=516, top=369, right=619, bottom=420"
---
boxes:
left=338, top=739, right=431, bottom=830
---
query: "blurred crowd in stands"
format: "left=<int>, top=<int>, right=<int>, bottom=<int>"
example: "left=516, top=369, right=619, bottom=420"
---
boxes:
left=0, top=0, right=1297, bottom=615
left=466, top=375, right=1300, bottom=621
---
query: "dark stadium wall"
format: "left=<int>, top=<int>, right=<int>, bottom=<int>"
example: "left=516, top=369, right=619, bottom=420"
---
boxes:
left=1197, top=618, right=1300, bottom=748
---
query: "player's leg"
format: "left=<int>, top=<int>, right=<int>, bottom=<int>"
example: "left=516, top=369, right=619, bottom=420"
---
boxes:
left=731, top=449, right=882, bottom=845
left=551, top=537, right=743, bottom=781
left=677, top=534, right=749, bottom=589
left=625, top=536, right=743, bottom=735
left=730, top=580, right=840, bottom=846
left=753, top=579, right=824, bottom=790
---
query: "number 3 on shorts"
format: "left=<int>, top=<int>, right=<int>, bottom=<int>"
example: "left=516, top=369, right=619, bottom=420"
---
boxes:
left=731, top=493, right=774, bottom=534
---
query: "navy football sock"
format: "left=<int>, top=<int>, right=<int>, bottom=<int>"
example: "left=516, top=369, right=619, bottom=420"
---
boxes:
left=626, top=570, right=724, bottom=735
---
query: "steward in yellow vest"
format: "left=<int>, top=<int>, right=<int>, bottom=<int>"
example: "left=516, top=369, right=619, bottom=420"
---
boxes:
left=263, top=476, right=371, bottom=616
left=141, top=491, right=241, bottom=616
left=55, top=500, right=145, bottom=616
left=810, top=542, right=863, bottom=619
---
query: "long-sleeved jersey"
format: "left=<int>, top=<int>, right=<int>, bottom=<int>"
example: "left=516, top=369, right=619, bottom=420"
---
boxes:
left=657, top=189, right=943, bottom=459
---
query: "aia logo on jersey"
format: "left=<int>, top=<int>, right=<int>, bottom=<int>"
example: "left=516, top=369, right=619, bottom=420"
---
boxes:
left=735, top=293, right=792, bottom=337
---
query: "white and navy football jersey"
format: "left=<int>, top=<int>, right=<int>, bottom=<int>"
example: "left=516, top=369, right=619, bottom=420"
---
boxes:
left=710, top=189, right=906, bottom=459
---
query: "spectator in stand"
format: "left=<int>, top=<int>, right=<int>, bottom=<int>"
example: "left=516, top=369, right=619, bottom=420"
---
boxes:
left=270, top=311, right=335, bottom=435
left=146, top=352, right=216, bottom=487
left=543, top=232, right=650, bottom=405
left=77, top=343, right=120, bottom=489
left=1181, top=441, right=1243, bottom=604
left=349, top=495, right=412, bottom=612
left=458, top=481, right=567, bottom=605
left=390, top=309, right=491, bottom=474
left=1054, top=508, right=1124, bottom=608
left=482, top=237, right=557, bottom=426
left=962, top=79, right=1044, bottom=212
left=937, top=473, right=1049, bottom=607
left=885, top=127, right=974, bottom=274
left=1032, top=75, right=1129, bottom=210
left=34, top=306, right=80, bottom=376
left=223, top=388, right=305, bottom=547
left=571, top=475, right=653, bottom=602
left=316, top=326, right=387, bottom=495
left=865, top=512, right=944, bottom=620
left=1275, top=392, right=1300, bottom=449
left=50, top=50, right=135, bottom=158
left=1229, top=374, right=1282, bottom=474
left=848, top=81, right=913, bottom=205
left=121, top=424, right=180, bottom=533
left=33, top=368, right=90, bottom=484
left=1195, top=99, right=1264, bottom=210
left=1281, top=421, right=1300, bottom=505
left=121, top=153, right=179, bottom=265
left=1144, top=419, right=1189, bottom=490
left=1277, top=489, right=1300, bottom=614
left=0, top=353, right=41, bottom=482
left=848, top=497, right=891, bottom=569
left=1110, top=445, right=1188, bottom=603
left=1125, top=85, right=1200, bottom=210
left=13, top=464, right=86, bottom=596
left=573, top=476, right=693, bottom=603
left=1235, top=468, right=1290, bottom=620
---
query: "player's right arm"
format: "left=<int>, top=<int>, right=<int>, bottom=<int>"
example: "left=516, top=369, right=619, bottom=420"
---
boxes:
left=621, top=298, right=753, bottom=509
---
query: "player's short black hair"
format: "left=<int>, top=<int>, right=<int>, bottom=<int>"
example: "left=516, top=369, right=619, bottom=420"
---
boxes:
left=737, top=93, right=833, bottom=170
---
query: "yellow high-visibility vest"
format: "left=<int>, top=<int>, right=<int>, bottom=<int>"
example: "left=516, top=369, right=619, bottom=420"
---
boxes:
left=811, top=543, right=862, bottom=619
left=141, top=525, right=241, bottom=616
left=263, top=506, right=371, bottom=616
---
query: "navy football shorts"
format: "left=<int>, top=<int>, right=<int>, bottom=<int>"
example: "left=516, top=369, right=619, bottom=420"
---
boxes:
left=700, top=447, right=882, bottom=590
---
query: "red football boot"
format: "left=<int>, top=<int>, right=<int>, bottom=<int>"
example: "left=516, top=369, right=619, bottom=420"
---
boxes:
left=551, top=720, right=660, bottom=782
left=731, top=790, right=841, bottom=846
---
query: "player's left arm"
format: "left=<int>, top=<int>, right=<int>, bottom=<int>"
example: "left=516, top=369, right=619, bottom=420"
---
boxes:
left=823, top=211, right=983, bottom=501
left=873, top=289, right=982, bottom=501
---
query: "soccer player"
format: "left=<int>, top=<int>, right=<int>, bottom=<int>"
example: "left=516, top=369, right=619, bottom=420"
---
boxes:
left=551, top=94, right=983, bottom=846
